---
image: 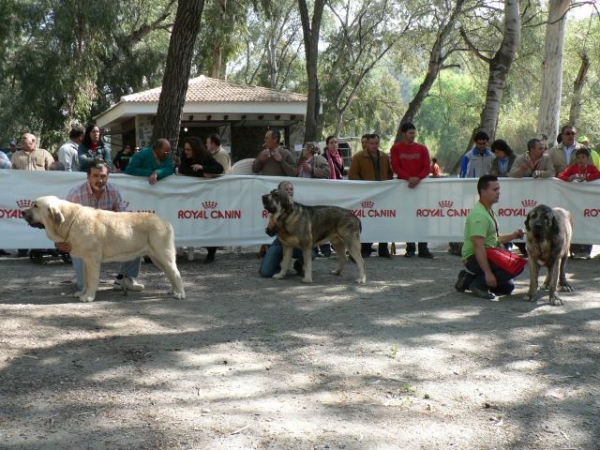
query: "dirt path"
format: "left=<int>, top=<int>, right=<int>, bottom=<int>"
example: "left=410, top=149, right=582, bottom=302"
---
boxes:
left=1, top=245, right=599, bottom=449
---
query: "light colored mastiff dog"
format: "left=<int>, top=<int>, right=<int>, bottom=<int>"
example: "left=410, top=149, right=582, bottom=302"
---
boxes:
left=22, top=195, right=185, bottom=302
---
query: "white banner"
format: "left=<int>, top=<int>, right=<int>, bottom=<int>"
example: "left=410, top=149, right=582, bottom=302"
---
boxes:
left=1, top=170, right=599, bottom=248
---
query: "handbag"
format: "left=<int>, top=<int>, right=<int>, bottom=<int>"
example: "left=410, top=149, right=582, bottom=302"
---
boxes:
left=486, top=247, right=527, bottom=277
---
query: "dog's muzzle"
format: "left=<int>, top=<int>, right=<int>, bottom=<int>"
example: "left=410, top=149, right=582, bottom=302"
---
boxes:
left=22, top=209, right=45, bottom=229
left=262, top=194, right=275, bottom=213
left=531, top=222, right=545, bottom=239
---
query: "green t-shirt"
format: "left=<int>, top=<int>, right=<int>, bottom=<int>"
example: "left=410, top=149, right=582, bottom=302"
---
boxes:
left=462, top=201, right=499, bottom=259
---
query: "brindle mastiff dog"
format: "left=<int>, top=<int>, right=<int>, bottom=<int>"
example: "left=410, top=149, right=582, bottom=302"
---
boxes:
left=524, top=204, right=574, bottom=305
left=262, top=189, right=366, bottom=284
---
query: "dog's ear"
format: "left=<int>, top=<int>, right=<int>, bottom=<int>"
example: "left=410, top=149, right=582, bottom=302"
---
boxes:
left=281, top=192, right=294, bottom=211
left=48, top=205, right=65, bottom=226
left=524, top=211, right=531, bottom=231
left=550, top=212, right=560, bottom=236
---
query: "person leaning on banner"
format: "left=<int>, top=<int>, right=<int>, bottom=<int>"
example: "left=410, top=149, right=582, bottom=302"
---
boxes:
left=508, top=138, right=555, bottom=179
left=11, top=133, right=55, bottom=257
left=252, top=129, right=296, bottom=177
left=390, top=122, right=434, bottom=259
left=125, top=138, right=175, bottom=185
left=178, top=136, right=224, bottom=178
left=349, top=133, right=393, bottom=258
left=11, top=133, right=54, bottom=171
left=547, top=124, right=585, bottom=174
left=455, top=175, right=526, bottom=301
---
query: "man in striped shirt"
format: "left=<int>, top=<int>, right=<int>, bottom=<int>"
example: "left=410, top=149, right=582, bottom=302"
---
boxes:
left=56, top=161, right=144, bottom=294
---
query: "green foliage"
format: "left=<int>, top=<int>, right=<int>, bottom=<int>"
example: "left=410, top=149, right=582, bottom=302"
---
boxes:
left=1, top=0, right=599, bottom=157
left=414, top=71, right=482, bottom=170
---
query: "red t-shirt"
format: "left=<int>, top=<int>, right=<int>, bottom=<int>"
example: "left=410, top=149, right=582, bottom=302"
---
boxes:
left=390, top=141, right=431, bottom=180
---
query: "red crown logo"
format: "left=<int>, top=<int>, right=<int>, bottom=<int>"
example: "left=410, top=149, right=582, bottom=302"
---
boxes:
left=521, top=199, right=537, bottom=207
left=202, top=200, right=218, bottom=209
left=438, top=200, right=453, bottom=208
left=361, top=200, right=374, bottom=208
left=16, top=199, right=34, bottom=209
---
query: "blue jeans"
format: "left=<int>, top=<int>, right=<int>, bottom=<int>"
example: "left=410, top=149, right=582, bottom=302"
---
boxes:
left=259, top=239, right=316, bottom=278
left=72, top=257, right=142, bottom=290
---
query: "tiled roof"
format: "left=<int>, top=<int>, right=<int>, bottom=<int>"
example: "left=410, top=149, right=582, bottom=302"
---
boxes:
left=121, top=76, right=307, bottom=103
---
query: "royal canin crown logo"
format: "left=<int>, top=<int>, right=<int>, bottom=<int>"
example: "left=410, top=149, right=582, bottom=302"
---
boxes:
left=202, top=200, right=218, bottom=209
left=438, top=200, right=453, bottom=208
left=352, top=199, right=396, bottom=218
left=361, top=200, right=374, bottom=209
left=16, top=199, right=34, bottom=209
left=521, top=199, right=537, bottom=208
left=179, top=200, right=241, bottom=220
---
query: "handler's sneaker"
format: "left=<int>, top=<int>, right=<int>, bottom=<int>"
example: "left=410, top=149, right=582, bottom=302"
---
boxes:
left=114, top=277, right=144, bottom=291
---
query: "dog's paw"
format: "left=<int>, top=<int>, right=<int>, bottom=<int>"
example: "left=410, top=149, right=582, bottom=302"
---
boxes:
left=172, top=290, right=186, bottom=299
left=355, top=276, right=366, bottom=284
left=330, top=269, right=341, bottom=276
left=272, top=273, right=286, bottom=279
left=79, top=295, right=95, bottom=303
left=560, top=283, right=574, bottom=292
left=301, top=277, right=313, bottom=284
left=524, top=294, right=537, bottom=302
left=549, top=295, right=564, bottom=306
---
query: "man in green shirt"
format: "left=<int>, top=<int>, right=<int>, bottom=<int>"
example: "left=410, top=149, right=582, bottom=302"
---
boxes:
left=455, top=175, right=525, bottom=300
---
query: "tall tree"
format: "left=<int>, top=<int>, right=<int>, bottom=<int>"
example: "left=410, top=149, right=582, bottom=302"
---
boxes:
left=323, top=0, right=403, bottom=136
left=298, top=0, right=326, bottom=141
left=152, top=0, right=206, bottom=146
left=536, top=0, right=571, bottom=145
left=568, top=51, right=590, bottom=126
left=460, top=0, right=521, bottom=141
left=394, top=0, right=467, bottom=141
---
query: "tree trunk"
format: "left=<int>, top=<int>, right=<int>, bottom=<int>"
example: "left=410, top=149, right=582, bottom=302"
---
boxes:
left=395, top=0, right=466, bottom=141
left=152, top=0, right=205, bottom=147
left=536, top=0, right=571, bottom=146
left=210, top=0, right=227, bottom=78
left=478, top=0, right=521, bottom=141
left=298, top=0, right=326, bottom=142
left=568, top=51, right=589, bottom=127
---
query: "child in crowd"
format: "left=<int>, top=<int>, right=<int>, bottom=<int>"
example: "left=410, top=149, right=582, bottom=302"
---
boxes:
left=557, top=148, right=600, bottom=182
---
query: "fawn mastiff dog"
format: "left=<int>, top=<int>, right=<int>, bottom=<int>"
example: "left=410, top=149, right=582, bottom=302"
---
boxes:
left=22, top=195, right=185, bottom=302
left=261, top=189, right=366, bottom=284
left=524, top=204, right=573, bottom=305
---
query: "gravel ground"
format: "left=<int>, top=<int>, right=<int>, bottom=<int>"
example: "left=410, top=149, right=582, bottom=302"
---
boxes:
left=1, top=243, right=599, bottom=450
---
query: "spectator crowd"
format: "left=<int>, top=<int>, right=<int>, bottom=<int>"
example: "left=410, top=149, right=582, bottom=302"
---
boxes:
left=2, top=122, right=598, bottom=282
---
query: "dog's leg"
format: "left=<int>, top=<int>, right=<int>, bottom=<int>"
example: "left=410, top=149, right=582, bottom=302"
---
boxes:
left=525, top=259, right=540, bottom=302
left=300, top=247, right=313, bottom=284
left=273, top=245, right=293, bottom=279
left=330, top=239, right=346, bottom=276
left=558, top=254, right=574, bottom=293
left=547, top=260, right=563, bottom=306
left=347, top=237, right=366, bottom=284
left=149, top=249, right=186, bottom=299
left=80, top=257, right=101, bottom=302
